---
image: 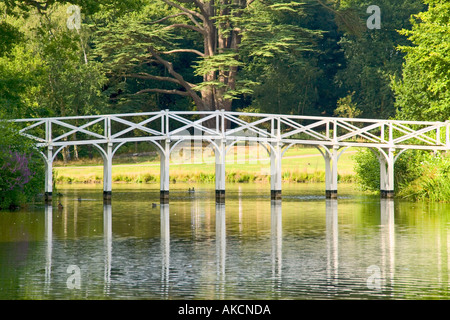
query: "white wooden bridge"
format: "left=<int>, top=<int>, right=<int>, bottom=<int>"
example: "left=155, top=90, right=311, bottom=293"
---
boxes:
left=11, top=110, right=450, bottom=203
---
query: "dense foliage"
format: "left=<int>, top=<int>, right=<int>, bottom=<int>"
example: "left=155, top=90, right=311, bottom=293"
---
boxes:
left=0, top=0, right=426, bottom=118
left=0, top=121, right=45, bottom=209
left=393, top=0, right=450, bottom=121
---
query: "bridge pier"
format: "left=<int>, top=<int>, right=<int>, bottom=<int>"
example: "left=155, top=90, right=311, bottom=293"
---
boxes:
left=103, top=191, right=112, bottom=202
left=380, top=190, right=394, bottom=199
left=103, top=143, right=113, bottom=202
left=215, top=139, right=226, bottom=203
left=379, top=148, right=395, bottom=199
left=324, top=146, right=339, bottom=199
left=44, top=146, right=53, bottom=203
left=270, top=142, right=282, bottom=200
left=160, top=139, right=170, bottom=204
left=45, top=192, right=52, bottom=202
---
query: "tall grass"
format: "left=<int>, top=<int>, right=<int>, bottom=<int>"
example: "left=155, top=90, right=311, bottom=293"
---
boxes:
left=397, top=153, right=450, bottom=202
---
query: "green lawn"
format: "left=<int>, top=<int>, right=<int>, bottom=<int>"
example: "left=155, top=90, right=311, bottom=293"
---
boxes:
left=54, top=146, right=358, bottom=184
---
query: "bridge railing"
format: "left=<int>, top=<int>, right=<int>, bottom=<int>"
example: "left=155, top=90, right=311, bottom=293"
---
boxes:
left=10, top=111, right=450, bottom=151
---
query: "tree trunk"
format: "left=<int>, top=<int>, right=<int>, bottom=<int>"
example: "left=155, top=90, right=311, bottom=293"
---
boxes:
left=197, top=0, right=242, bottom=129
left=153, top=0, right=247, bottom=129
left=72, top=132, right=79, bottom=161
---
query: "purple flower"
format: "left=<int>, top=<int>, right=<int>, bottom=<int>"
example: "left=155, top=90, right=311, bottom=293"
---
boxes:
left=1, top=147, right=34, bottom=191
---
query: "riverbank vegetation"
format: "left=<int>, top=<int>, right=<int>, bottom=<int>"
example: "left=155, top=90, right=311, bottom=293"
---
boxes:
left=0, top=121, right=45, bottom=210
left=1, top=0, right=449, bottom=204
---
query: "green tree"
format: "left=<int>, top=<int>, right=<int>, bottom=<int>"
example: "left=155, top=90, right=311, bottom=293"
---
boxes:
left=0, top=3, right=45, bottom=118
left=0, top=3, right=108, bottom=120
left=0, top=0, right=139, bottom=15
left=242, top=0, right=337, bottom=116
left=34, top=4, right=108, bottom=118
left=333, top=0, right=425, bottom=119
left=333, top=91, right=361, bottom=118
left=393, top=0, right=450, bottom=121
left=0, top=43, right=46, bottom=118
left=93, top=0, right=320, bottom=122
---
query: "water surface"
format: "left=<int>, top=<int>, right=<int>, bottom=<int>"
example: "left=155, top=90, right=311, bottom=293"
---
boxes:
left=1, top=183, right=450, bottom=299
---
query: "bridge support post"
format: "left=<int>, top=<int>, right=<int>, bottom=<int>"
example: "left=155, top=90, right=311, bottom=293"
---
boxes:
left=103, top=143, right=113, bottom=202
left=325, top=146, right=338, bottom=199
left=44, top=146, right=53, bottom=203
left=380, top=148, right=395, bottom=199
left=270, top=142, right=282, bottom=200
left=160, top=139, right=170, bottom=204
left=215, top=139, right=226, bottom=203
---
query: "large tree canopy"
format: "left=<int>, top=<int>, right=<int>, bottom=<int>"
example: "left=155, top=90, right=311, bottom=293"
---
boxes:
left=92, top=0, right=321, bottom=121
left=0, top=0, right=439, bottom=121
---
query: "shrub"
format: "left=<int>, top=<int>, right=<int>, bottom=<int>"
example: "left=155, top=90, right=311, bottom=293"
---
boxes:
left=353, top=147, right=450, bottom=201
left=397, top=152, right=450, bottom=201
left=0, top=121, right=45, bottom=210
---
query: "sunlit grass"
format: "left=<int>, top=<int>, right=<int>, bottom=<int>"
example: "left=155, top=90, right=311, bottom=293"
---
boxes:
left=54, top=146, right=358, bottom=184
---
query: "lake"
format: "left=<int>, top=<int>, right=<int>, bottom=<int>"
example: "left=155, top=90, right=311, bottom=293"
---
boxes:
left=1, top=182, right=450, bottom=300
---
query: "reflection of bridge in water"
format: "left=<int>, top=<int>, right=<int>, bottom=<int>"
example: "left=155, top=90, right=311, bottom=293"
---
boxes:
left=13, top=111, right=450, bottom=203
left=42, top=198, right=396, bottom=298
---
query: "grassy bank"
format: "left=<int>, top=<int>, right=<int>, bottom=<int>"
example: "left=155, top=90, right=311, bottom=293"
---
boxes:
left=53, top=146, right=358, bottom=185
